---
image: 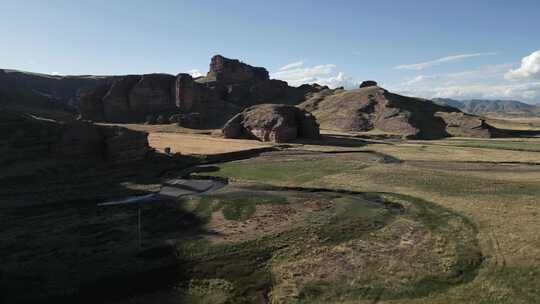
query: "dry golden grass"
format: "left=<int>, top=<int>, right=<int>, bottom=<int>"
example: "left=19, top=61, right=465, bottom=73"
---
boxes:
left=296, top=138, right=540, bottom=164
left=100, top=120, right=540, bottom=302
left=148, top=132, right=271, bottom=155
left=207, top=149, right=540, bottom=303
left=98, top=123, right=273, bottom=155
left=310, top=164, right=540, bottom=304
left=371, top=142, right=540, bottom=163
left=486, top=116, right=540, bottom=131
left=97, top=122, right=214, bottom=134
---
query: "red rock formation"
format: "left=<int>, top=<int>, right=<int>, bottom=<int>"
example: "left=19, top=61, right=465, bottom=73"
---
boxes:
left=78, top=83, right=110, bottom=121
left=222, top=104, right=320, bottom=143
left=175, top=73, right=198, bottom=112
left=0, top=69, right=107, bottom=112
left=359, top=80, right=378, bottom=88
left=100, top=126, right=151, bottom=163
left=0, top=110, right=151, bottom=164
left=206, top=55, right=269, bottom=84
left=128, top=74, right=176, bottom=118
left=102, top=75, right=141, bottom=122
left=436, top=112, right=499, bottom=138
left=2, top=55, right=329, bottom=125
left=174, top=73, right=220, bottom=113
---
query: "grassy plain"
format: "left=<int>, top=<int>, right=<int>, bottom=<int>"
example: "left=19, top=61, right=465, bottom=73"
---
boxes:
left=197, top=135, right=540, bottom=303
left=4, top=122, right=540, bottom=303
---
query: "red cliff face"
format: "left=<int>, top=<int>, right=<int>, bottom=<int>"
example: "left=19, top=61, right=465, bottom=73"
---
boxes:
left=79, top=74, right=177, bottom=122
left=2, top=55, right=322, bottom=126
left=174, top=73, right=219, bottom=113
left=128, top=74, right=176, bottom=118
left=206, top=55, right=269, bottom=84
left=102, top=75, right=141, bottom=122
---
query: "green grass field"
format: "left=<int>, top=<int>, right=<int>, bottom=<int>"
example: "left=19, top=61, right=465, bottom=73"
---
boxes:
left=442, top=139, right=540, bottom=152
left=173, top=189, right=481, bottom=303
left=190, top=145, right=540, bottom=304
left=4, top=132, right=540, bottom=303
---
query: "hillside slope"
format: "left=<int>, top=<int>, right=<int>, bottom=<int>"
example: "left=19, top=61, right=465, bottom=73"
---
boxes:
left=433, top=98, right=538, bottom=115
left=0, top=68, right=109, bottom=113
left=300, top=84, right=500, bottom=139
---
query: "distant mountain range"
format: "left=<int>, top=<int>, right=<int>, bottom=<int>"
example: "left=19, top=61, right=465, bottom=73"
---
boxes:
left=432, top=98, right=539, bottom=116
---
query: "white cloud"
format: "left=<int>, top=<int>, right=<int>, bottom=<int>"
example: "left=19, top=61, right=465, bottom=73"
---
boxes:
left=395, top=82, right=540, bottom=102
left=317, top=72, right=358, bottom=88
left=279, top=61, right=304, bottom=71
left=402, top=75, right=439, bottom=86
left=444, top=64, right=513, bottom=80
left=188, top=69, right=203, bottom=78
left=51, top=71, right=60, bottom=76
left=391, top=64, right=540, bottom=103
left=505, top=49, right=540, bottom=80
left=394, top=52, right=497, bottom=70
left=272, top=62, right=357, bottom=88
left=398, top=64, right=512, bottom=87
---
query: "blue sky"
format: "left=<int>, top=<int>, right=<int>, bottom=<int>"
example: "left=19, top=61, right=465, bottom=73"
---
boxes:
left=1, top=0, right=539, bottom=103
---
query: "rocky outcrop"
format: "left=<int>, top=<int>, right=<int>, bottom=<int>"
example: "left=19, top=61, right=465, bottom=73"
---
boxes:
left=206, top=55, right=269, bottom=84
left=436, top=112, right=500, bottom=138
left=129, top=74, right=176, bottom=118
left=175, top=73, right=200, bottom=112
left=0, top=110, right=151, bottom=165
left=359, top=80, right=378, bottom=88
left=170, top=112, right=202, bottom=128
left=72, top=55, right=283, bottom=124
left=100, top=126, right=152, bottom=163
left=2, top=55, right=331, bottom=126
left=103, top=75, right=140, bottom=122
left=78, top=83, right=110, bottom=121
left=174, top=73, right=221, bottom=114
left=300, top=84, right=500, bottom=139
left=202, top=55, right=309, bottom=108
left=222, top=104, right=320, bottom=142
left=77, top=74, right=179, bottom=123
left=171, top=56, right=322, bottom=127
left=0, top=69, right=109, bottom=113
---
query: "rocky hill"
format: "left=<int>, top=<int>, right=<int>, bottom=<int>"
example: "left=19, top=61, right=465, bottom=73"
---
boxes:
left=0, top=109, right=185, bottom=206
left=1, top=59, right=512, bottom=139
left=432, top=98, right=539, bottom=115
left=0, top=68, right=108, bottom=115
left=300, top=82, right=500, bottom=139
left=1, top=55, right=320, bottom=127
left=0, top=110, right=151, bottom=165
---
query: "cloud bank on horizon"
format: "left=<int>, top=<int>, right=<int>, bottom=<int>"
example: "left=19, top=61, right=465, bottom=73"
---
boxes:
left=271, top=61, right=357, bottom=89
left=389, top=49, right=540, bottom=103
left=270, top=50, right=540, bottom=104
